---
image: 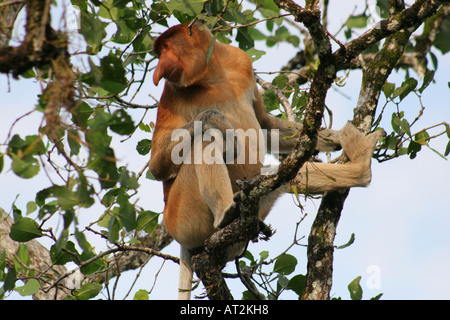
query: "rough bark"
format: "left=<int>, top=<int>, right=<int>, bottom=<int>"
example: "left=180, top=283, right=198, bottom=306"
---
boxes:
left=0, top=209, right=173, bottom=299
left=191, top=0, right=446, bottom=300
left=0, top=0, right=447, bottom=300
left=298, top=0, right=446, bottom=300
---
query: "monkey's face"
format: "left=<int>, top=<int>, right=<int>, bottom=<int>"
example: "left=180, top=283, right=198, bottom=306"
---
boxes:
left=152, top=40, right=184, bottom=86
left=153, top=24, right=210, bottom=88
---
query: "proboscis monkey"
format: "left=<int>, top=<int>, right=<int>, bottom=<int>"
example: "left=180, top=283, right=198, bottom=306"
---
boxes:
left=149, top=23, right=384, bottom=299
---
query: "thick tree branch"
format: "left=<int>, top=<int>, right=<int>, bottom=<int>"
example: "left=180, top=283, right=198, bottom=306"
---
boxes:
left=0, top=209, right=174, bottom=299
left=334, top=0, right=445, bottom=70
left=303, top=1, right=444, bottom=299
left=193, top=1, right=336, bottom=300
left=272, top=0, right=446, bottom=301
left=0, top=0, right=67, bottom=77
left=0, top=0, right=25, bottom=46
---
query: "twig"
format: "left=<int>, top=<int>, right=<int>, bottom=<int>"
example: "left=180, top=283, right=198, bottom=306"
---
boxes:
left=255, top=75, right=295, bottom=121
left=46, top=245, right=179, bottom=293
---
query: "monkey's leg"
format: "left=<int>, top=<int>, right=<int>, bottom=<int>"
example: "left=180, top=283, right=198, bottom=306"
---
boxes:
left=178, top=246, right=194, bottom=300
left=192, top=135, right=235, bottom=229
left=291, top=124, right=385, bottom=194
left=194, top=161, right=235, bottom=229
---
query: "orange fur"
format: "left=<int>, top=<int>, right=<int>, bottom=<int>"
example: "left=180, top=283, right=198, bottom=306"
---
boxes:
left=149, top=23, right=384, bottom=299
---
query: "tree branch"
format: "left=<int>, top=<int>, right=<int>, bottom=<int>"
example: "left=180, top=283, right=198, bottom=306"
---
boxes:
left=273, top=0, right=446, bottom=301
left=0, top=0, right=67, bottom=77
left=193, top=1, right=337, bottom=300
left=0, top=209, right=175, bottom=299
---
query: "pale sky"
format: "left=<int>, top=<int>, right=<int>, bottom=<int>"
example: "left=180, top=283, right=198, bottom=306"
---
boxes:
left=1, top=0, right=449, bottom=300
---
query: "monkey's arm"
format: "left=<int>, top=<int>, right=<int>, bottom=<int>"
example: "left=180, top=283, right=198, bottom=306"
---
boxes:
left=252, top=87, right=341, bottom=153
left=149, top=110, right=236, bottom=181
left=291, top=123, right=385, bottom=194
left=149, top=123, right=190, bottom=181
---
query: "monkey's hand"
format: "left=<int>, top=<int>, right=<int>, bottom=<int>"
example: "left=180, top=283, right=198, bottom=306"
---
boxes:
left=194, top=109, right=239, bottom=160
left=216, top=201, right=239, bottom=229
left=317, top=128, right=342, bottom=151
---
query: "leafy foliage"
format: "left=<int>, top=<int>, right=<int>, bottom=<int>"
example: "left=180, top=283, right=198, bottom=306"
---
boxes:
left=0, top=0, right=448, bottom=300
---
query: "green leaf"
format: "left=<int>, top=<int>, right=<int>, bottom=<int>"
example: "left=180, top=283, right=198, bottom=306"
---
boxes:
left=418, top=70, right=435, bottom=93
left=76, top=173, right=95, bottom=208
left=113, top=20, right=137, bottom=44
left=107, top=214, right=121, bottom=243
left=371, top=293, right=384, bottom=300
left=292, top=90, right=308, bottom=110
left=8, top=134, right=46, bottom=155
left=273, top=254, right=297, bottom=275
left=445, top=141, right=450, bottom=157
left=133, top=289, right=149, bottom=300
left=345, top=14, right=368, bottom=29
left=272, top=74, right=289, bottom=90
left=407, top=140, right=421, bottom=159
left=245, top=48, right=266, bottom=62
left=286, top=274, right=306, bottom=296
left=50, top=241, right=78, bottom=265
left=54, top=229, right=70, bottom=255
left=136, top=139, right=152, bottom=155
left=80, top=11, right=107, bottom=53
left=4, top=267, right=17, bottom=292
left=242, top=290, right=258, bottom=300
left=117, top=192, right=137, bottom=231
left=109, top=109, right=135, bottom=135
left=14, top=279, right=40, bottom=297
left=382, top=82, right=395, bottom=98
left=145, top=169, right=156, bottom=180
left=136, top=210, right=159, bottom=233
left=67, top=130, right=81, bottom=156
left=259, top=251, right=269, bottom=261
left=80, top=250, right=107, bottom=275
left=26, top=201, right=38, bottom=215
left=71, top=101, right=94, bottom=128
left=9, top=218, right=43, bottom=242
left=119, top=169, right=139, bottom=190
left=72, top=282, right=103, bottom=300
left=242, top=250, right=255, bottom=263
left=337, top=233, right=355, bottom=249
left=247, top=27, right=266, bottom=41
left=206, top=37, right=216, bottom=64
left=433, top=17, right=450, bottom=54
left=0, top=153, right=4, bottom=174
left=75, top=230, right=92, bottom=252
left=391, top=112, right=403, bottom=133
left=399, top=119, right=411, bottom=137
left=138, top=122, right=152, bottom=133
left=277, top=274, right=289, bottom=290
left=392, top=78, right=418, bottom=101
left=223, top=7, right=247, bottom=24
left=262, top=89, right=279, bottom=111
left=348, top=276, right=363, bottom=300
left=36, top=185, right=82, bottom=210
left=236, top=27, right=254, bottom=51
left=88, top=146, right=119, bottom=189
left=132, top=25, right=154, bottom=54
left=166, top=0, right=205, bottom=22
left=16, top=244, right=30, bottom=269
left=415, top=131, right=430, bottom=145
left=10, top=153, right=40, bottom=179
left=376, top=0, right=389, bottom=18
left=100, top=56, right=128, bottom=94
left=275, top=26, right=299, bottom=47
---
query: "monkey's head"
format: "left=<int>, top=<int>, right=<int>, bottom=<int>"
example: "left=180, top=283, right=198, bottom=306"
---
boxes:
left=152, top=23, right=213, bottom=87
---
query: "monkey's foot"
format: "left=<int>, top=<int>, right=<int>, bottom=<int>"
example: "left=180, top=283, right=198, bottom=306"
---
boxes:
left=216, top=202, right=239, bottom=229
